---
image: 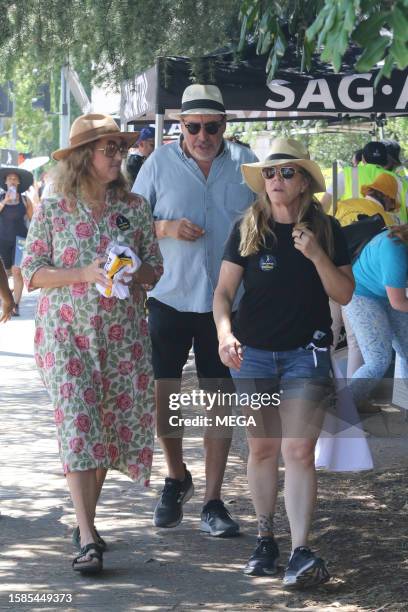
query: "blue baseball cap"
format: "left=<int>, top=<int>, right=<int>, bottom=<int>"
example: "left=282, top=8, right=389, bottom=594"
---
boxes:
left=137, top=127, right=155, bottom=144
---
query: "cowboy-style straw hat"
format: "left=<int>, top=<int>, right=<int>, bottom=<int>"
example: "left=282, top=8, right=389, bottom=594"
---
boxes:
left=241, top=138, right=326, bottom=194
left=170, top=84, right=232, bottom=119
left=52, top=113, right=139, bottom=161
left=0, top=166, right=34, bottom=193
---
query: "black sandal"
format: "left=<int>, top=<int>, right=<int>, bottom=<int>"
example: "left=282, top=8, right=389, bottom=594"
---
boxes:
left=72, top=543, right=103, bottom=574
left=72, top=525, right=107, bottom=551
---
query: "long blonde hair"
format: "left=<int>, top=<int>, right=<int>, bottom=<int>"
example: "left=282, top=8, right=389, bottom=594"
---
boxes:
left=51, top=143, right=129, bottom=209
left=239, top=177, right=334, bottom=259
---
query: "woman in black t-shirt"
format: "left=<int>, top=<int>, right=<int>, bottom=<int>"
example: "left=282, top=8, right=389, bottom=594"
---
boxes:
left=0, top=167, right=34, bottom=315
left=213, top=138, right=354, bottom=588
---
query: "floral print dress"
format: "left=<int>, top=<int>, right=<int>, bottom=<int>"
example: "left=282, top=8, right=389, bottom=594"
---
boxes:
left=21, top=193, right=163, bottom=485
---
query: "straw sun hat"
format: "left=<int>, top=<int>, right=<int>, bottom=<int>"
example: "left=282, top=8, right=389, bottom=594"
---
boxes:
left=170, top=84, right=233, bottom=119
left=52, top=114, right=139, bottom=161
left=241, top=138, right=326, bottom=194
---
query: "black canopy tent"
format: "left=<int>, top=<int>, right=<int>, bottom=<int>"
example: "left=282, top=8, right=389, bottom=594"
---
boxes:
left=120, top=45, right=408, bottom=207
left=120, top=45, right=408, bottom=139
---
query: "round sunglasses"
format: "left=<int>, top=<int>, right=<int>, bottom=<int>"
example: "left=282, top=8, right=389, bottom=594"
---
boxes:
left=261, top=166, right=301, bottom=180
left=95, top=141, right=129, bottom=158
left=183, top=120, right=225, bottom=135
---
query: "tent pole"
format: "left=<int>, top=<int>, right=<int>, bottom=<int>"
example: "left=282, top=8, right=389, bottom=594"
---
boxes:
left=332, top=160, right=338, bottom=216
left=155, top=114, right=164, bottom=147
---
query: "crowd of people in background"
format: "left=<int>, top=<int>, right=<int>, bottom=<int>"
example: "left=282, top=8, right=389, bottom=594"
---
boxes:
left=0, top=83, right=407, bottom=587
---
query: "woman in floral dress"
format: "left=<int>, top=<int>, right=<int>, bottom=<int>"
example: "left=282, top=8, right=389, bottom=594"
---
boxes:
left=22, top=114, right=163, bottom=574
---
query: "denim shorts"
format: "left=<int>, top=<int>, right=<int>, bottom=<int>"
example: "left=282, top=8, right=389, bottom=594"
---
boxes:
left=230, top=345, right=333, bottom=403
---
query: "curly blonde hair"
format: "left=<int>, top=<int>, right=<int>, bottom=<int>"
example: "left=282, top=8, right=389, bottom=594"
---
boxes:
left=51, top=143, right=129, bottom=210
left=239, top=175, right=334, bottom=259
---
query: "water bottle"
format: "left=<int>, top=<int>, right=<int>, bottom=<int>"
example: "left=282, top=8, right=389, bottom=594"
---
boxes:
left=8, top=185, right=17, bottom=204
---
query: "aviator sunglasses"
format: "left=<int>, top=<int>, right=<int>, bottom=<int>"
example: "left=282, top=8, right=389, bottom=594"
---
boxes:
left=261, top=166, right=302, bottom=180
left=183, top=120, right=225, bottom=135
left=95, top=141, right=129, bottom=158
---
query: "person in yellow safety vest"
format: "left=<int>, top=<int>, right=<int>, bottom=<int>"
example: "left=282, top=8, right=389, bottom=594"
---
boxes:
left=382, top=139, right=408, bottom=223
left=351, top=148, right=363, bottom=167
left=335, top=173, right=400, bottom=228
left=321, top=141, right=407, bottom=222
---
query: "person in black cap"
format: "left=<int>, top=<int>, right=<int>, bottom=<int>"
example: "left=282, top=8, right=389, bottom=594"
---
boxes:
left=382, top=139, right=403, bottom=170
left=382, top=139, right=408, bottom=222
left=0, top=166, right=34, bottom=315
left=126, top=127, right=155, bottom=184
left=321, top=141, right=405, bottom=218
left=351, top=148, right=363, bottom=167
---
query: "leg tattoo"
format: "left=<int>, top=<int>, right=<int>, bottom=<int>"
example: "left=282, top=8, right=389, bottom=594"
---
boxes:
left=258, top=512, right=274, bottom=535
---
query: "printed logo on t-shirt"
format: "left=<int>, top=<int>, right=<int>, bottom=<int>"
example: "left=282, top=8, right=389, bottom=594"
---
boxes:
left=259, top=254, right=277, bottom=271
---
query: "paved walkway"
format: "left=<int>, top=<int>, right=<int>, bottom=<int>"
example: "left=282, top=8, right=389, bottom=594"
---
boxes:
left=0, top=293, right=406, bottom=611
left=0, top=293, right=288, bottom=611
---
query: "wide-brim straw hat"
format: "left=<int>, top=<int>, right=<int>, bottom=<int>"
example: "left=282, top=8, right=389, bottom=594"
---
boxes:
left=241, top=138, right=326, bottom=194
left=361, top=173, right=398, bottom=200
left=52, top=113, right=139, bottom=161
left=170, top=84, right=234, bottom=120
left=0, top=166, right=34, bottom=193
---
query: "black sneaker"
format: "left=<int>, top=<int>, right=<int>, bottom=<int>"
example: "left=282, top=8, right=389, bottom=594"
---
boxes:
left=243, top=536, right=280, bottom=576
left=153, top=464, right=194, bottom=528
left=200, top=499, right=240, bottom=537
left=283, top=546, right=330, bottom=588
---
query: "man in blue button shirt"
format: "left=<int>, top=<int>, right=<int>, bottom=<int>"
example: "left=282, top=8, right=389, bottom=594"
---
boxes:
left=134, top=84, right=256, bottom=536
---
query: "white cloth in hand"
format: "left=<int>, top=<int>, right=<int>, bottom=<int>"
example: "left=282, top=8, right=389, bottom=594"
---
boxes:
left=96, top=242, right=141, bottom=300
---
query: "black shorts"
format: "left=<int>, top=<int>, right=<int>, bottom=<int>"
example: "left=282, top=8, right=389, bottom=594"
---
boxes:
left=147, top=297, right=231, bottom=389
left=0, top=240, right=15, bottom=270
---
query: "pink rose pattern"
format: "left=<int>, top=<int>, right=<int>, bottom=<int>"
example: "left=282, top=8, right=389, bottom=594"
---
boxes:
left=44, top=352, right=55, bottom=369
left=74, top=335, right=90, bottom=351
left=21, top=194, right=162, bottom=484
left=71, top=282, right=88, bottom=298
left=62, top=247, right=79, bottom=267
left=60, top=304, right=74, bottom=323
left=54, top=327, right=69, bottom=343
left=30, top=239, right=49, bottom=256
left=54, top=407, right=64, bottom=426
left=75, top=222, right=94, bottom=239
left=53, top=217, right=66, bottom=232
left=34, top=327, right=44, bottom=345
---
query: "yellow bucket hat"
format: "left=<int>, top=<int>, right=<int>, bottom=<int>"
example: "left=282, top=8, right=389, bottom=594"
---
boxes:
left=361, top=173, right=398, bottom=200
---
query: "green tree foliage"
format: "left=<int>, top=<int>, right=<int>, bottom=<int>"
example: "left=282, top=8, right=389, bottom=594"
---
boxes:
left=0, top=0, right=241, bottom=87
left=0, top=56, right=58, bottom=156
left=239, top=0, right=408, bottom=81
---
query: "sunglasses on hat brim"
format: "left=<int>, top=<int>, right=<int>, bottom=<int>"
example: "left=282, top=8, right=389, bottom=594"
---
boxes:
left=182, top=120, right=225, bottom=135
left=261, top=166, right=303, bottom=180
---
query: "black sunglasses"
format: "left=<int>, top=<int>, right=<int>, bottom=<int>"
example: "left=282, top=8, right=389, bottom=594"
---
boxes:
left=261, top=166, right=301, bottom=180
left=183, top=120, right=225, bottom=135
left=95, top=141, right=129, bottom=158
